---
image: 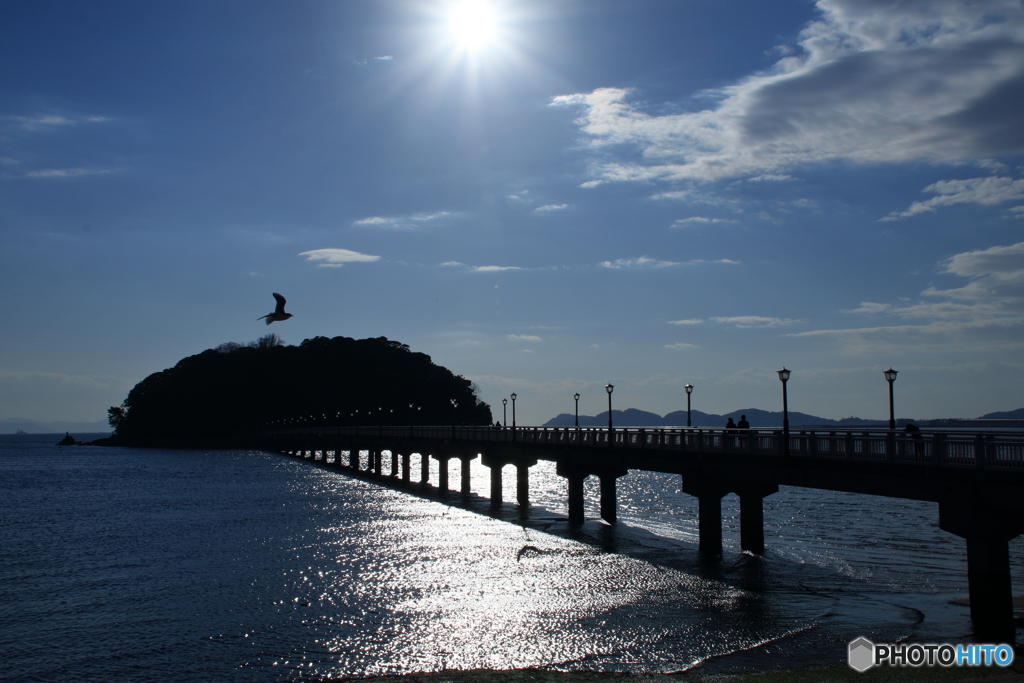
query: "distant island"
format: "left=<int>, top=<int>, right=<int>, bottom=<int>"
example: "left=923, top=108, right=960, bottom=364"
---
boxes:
left=543, top=407, right=1024, bottom=429
left=98, top=334, right=493, bottom=448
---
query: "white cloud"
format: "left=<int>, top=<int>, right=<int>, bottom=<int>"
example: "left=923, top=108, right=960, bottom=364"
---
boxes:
left=353, top=211, right=454, bottom=230
left=669, top=319, right=704, bottom=325
left=665, top=342, right=700, bottom=350
left=508, top=334, right=541, bottom=342
left=884, top=176, right=1024, bottom=219
left=534, top=204, right=568, bottom=212
left=712, top=316, right=801, bottom=327
left=600, top=256, right=679, bottom=269
left=794, top=241, right=1024, bottom=352
left=746, top=174, right=794, bottom=182
left=23, top=168, right=109, bottom=178
left=472, top=265, right=521, bottom=272
left=299, top=248, right=381, bottom=267
left=671, top=217, right=733, bottom=227
left=552, top=0, right=1024, bottom=183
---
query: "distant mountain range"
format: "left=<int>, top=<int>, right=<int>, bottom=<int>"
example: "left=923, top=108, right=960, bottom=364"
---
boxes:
left=0, top=418, right=111, bottom=435
left=543, top=407, right=1024, bottom=429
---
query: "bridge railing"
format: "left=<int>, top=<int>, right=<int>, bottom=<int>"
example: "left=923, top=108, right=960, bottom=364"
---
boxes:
left=263, top=425, right=1024, bottom=470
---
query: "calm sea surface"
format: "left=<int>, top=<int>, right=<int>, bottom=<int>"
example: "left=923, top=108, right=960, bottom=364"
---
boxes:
left=2, top=435, right=1021, bottom=682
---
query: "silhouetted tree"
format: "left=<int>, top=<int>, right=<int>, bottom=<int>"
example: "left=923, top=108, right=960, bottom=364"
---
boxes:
left=107, top=406, right=126, bottom=431
left=108, top=335, right=492, bottom=447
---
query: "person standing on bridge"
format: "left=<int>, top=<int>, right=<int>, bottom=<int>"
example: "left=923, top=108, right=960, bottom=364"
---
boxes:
left=737, top=415, right=750, bottom=429
left=725, top=417, right=736, bottom=430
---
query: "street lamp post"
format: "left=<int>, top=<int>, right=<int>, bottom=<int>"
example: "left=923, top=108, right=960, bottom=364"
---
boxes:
left=605, top=384, right=614, bottom=446
left=573, top=392, right=580, bottom=427
left=778, top=368, right=790, bottom=456
left=450, top=398, right=457, bottom=437
left=884, top=368, right=898, bottom=430
left=502, top=398, right=507, bottom=427
left=510, top=393, right=517, bottom=442
left=684, top=384, right=693, bottom=428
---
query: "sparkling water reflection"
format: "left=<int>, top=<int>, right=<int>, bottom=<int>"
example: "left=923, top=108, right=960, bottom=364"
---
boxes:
left=1, top=439, right=1021, bottom=682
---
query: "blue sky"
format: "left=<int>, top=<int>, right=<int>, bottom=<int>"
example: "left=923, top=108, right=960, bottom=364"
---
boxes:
left=3, top=0, right=1024, bottom=426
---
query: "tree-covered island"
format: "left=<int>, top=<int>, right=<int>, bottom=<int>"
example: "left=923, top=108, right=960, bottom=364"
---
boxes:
left=101, top=335, right=492, bottom=448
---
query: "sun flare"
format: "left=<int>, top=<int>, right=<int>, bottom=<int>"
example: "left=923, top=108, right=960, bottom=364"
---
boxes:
left=446, top=0, right=499, bottom=53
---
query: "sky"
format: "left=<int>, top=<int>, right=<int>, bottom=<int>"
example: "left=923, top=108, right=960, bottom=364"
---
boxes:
left=2, top=0, right=1024, bottom=426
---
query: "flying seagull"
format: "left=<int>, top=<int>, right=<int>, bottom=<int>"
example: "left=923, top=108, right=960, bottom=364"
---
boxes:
left=258, top=293, right=293, bottom=325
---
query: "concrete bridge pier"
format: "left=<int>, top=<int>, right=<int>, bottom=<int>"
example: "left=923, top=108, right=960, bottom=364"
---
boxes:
left=489, top=463, right=503, bottom=504
left=516, top=463, right=530, bottom=507
left=482, top=453, right=538, bottom=509
left=350, top=448, right=359, bottom=469
left=373, top=449, right=382, bottom=475
left=737, top=484, right=779, bottom=555
left=939, top=501, right=1023, bottom=644
left=599, top=474, right=619, bottom=523
left=458, top=455, right=477, bottom=496
left=420, top=453, right=430, bottom=484
left=401, top=453, right=411, bottom=483
left=433, top=455, right=451, bottom=493
left=391, top=450, right=399, bottom=477
left=557, top=464, right=628, bottom=524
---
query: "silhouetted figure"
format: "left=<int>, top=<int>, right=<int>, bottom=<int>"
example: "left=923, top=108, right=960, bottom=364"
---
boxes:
left=725, top=417, right=736, bottom=430
left=258, top=293, right=293, bottom=325
left=903, top=422, right=923, bottom=459
left=737, top=415, right=750, bottom=429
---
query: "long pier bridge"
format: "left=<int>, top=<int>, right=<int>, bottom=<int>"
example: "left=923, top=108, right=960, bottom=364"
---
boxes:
left=261, top=424, right=1024, bottom=644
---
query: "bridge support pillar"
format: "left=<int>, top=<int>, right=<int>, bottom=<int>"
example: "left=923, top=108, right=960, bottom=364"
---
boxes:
left=516, top=464, right=530, bottom=507
left=558, top=464, right=627, bottom=525
left=489, top=464, right=503, bottom=504
left=420, top=453, right=430, bottom=484
left=373, top=450, right=382, bottom=476
left=391, top=450, right=399, bottom=477
left=698, top=492, right=725, bottom=556
left=458, top=455, right=477, bottom=496
left=350, top=449, right=359, bottom=469
left=939, top=501, right=1023, bottom=644
left=566, top=473, right=585, bottom=524
left=599, top=473, right=619, bottom=523
left=434, top=455, right=451, bottom=493
left=401, top=453, right=410, bottom=483
left=738, top=485, right=778, bottom=554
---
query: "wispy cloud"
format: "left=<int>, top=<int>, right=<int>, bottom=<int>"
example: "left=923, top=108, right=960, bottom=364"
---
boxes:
left=353, top=211, right=454, bottom=230
left=665, top=342, right=700, bottom=350
left=883, top=176, right=1024, bottom=220
left=534, top=204, right=568, bottom=212
left=669, top=319, right=704, bottom=325
left=712, top=316, right=800, bottom=327
left=23, top=168, right=110, bottom=179
left=508, top=334, right=541, bottom=342
left=472, top=265, right=521, bottom=272
left=671, top=217, right=734, bottom=227
left=600, top=256, right=679, bottom=269
left=552, top=0, right=1024, bottom=183
left=793, top=241, right=1024, bottom=353
left=299, top=248, right=381, bottom=267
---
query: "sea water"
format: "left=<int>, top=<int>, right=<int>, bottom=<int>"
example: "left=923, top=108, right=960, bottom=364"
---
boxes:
left=1, top=435, right=1021, bottom=682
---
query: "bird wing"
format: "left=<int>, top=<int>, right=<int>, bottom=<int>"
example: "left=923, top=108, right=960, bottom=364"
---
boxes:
left=272, top=292, right=287, bottom=314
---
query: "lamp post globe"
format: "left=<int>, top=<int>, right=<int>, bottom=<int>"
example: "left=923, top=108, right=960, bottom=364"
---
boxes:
left=884, top=368, right=898, bottom=430
left=573, top=392, right=580, bottom=427
left=684, top=384, right=693, bottom=428
left=777, top=368, right=791, bottom=456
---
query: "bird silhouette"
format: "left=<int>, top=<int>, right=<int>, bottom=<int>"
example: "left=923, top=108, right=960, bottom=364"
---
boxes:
left=258, top=293, right=293, bottom=325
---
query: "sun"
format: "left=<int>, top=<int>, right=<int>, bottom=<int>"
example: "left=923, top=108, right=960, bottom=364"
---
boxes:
left=446, top=0, right=500, bottom=54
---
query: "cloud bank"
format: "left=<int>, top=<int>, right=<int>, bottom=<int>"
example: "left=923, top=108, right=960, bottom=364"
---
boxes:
left=299, top=248, right=381, bottom=267
left=552, top=0, right=1024, bottom=183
